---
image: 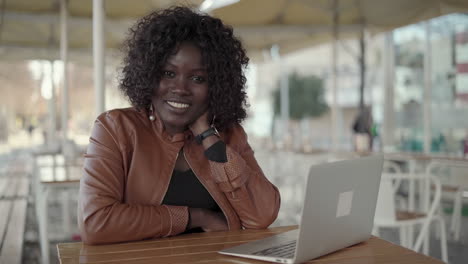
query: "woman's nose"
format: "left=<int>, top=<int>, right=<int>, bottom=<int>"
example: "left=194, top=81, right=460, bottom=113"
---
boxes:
left=170, top=77, right=190, bottom=95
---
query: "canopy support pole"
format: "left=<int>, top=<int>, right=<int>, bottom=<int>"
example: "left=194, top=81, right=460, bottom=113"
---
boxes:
left=383, top=31, right=395, bottom=150
left=279, top=55, right=289, bottom=140
left=60, top=0, right=69, bottom=143
left=48, top=61, right=57, bottom=149
left=423, top=21, right=432, bottom=154
left=93, top=0, right=105, bottom=116
left=331, top=0, right=339, bottom=151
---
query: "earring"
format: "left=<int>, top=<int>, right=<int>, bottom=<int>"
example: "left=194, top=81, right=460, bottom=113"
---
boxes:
left=211, top=115, right=216, bottom=127
left=149, top=104, right=155, bottom=121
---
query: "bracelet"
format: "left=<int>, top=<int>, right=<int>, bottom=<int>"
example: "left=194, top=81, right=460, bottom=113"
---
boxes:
left=195, top=127, right=219, bottom=144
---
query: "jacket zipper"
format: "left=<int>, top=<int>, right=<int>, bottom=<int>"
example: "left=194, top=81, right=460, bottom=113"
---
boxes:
left=161, top=150, right=179, bottom=203
left=183, top=150, right=231, bottom=230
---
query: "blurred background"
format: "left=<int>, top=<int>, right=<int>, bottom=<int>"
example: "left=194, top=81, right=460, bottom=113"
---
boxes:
left=0, top=0, right=468, bottom=263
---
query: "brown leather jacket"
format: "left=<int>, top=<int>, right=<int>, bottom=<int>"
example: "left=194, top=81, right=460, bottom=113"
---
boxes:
left=78, top=107, right=280, bottom=244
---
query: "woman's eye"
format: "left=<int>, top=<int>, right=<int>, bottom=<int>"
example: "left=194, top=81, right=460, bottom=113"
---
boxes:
left=192, top=76, right=206, bottom=83
left=163, top=71, right=175, bottom=78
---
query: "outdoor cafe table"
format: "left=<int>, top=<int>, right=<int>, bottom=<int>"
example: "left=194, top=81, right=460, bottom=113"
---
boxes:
left=57, top=226, right=444, bottom=264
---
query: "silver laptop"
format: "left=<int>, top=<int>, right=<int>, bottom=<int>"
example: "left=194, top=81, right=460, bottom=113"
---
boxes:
left=219, top=155, right=384, bottom=264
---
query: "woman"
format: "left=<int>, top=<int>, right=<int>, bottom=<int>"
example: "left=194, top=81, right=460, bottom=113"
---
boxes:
left=78, top=6, right=280, bottom=245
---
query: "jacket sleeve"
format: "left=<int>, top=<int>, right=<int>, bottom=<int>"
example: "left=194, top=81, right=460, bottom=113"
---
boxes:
left=209, top=125, right=280, bottom=229
left=78, top=112, right=189, bottom=245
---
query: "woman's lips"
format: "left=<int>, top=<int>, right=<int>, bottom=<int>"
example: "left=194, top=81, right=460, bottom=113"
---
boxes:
left=166, top=100, right=190, bottom=110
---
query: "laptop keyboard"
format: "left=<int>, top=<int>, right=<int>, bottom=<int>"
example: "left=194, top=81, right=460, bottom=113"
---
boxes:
left=252, top=240, right=297, bottom=259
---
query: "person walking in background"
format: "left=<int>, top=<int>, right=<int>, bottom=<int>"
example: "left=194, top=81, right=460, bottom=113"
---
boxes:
left=78, top=6, right=280, bottom=245
left=352, top=107, right=373, bottom=152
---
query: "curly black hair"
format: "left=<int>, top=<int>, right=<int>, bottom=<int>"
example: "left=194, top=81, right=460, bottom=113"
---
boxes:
left=119, top=6, right=249, bottom=131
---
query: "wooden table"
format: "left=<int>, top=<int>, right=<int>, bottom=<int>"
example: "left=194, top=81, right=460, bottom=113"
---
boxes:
left=386, top=152, right=468, bottom=162
left=57, top=226, right=444, bottom=264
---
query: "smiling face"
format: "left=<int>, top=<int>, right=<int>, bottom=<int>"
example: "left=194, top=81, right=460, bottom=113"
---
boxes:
left=152, top=42, right=209, bottom=135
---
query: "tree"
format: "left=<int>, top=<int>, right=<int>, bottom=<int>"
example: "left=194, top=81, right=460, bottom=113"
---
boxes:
left=273, top=72, right=328, bottom=120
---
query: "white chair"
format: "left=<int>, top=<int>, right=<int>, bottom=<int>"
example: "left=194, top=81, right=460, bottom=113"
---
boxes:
left=383, top=160, right=402, bottom=173
left=427, top=160, right=468, bottom=241
left=373, top=172, right=448, bottom=263
left=383, top=160, right=403, bottom=193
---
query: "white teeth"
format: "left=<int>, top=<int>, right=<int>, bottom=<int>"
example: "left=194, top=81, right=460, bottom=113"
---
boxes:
left=167, top=101, right=189, bottom=109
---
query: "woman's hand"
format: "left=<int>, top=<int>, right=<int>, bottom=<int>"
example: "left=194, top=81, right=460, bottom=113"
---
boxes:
left=187, top=208, right=228, bottom=232
left=189, top=111, right=220, bottom=149
left=189, top=111, right=210, bottom=136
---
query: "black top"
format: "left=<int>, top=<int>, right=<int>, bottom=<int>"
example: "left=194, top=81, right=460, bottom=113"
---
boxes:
left=162, top=141, right=227, bottom=232
left=204, top=140, right=227, bottom=162
left=162, top=169, right=220, bottom=211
